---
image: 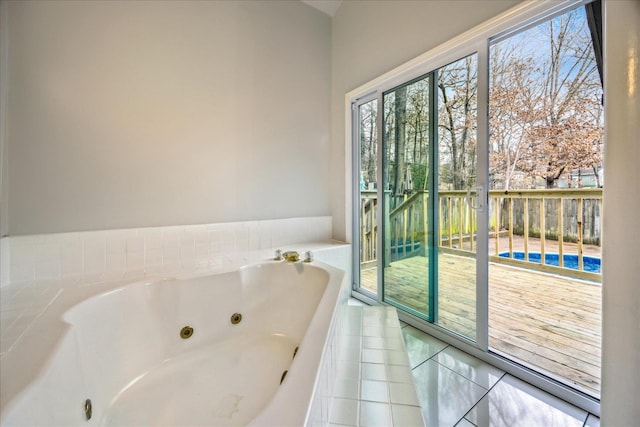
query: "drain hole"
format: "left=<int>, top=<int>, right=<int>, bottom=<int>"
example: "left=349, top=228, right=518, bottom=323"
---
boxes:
left=84, top=399, right=92, bottom=421
left=293, top=347, right=299, bottom=359
left=230, top=313, right=242, bottom=325
left=180, top=326, right=194, bottom=339
left=280, top=370, right=288, bottom=384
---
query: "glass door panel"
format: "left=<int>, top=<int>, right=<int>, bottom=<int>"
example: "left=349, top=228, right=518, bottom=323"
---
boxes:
left=487, top=5, right=603, bottom=397
left=356, top=99, right=379, bottom=296
left=435, top=54, right=478, bottom=342
left=382, top=76, right=434, bottom=320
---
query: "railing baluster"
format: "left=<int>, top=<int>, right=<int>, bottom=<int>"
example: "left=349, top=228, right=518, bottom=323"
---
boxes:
left=361, top=198, right=367, bottom=262
left=410, top=203, right=415, bottom=254
left=495, top=197, right=500, bottom=256
left=448, top=197, right=453, bottom=249
left=578, top=197, right=584, bottom=271
left=508, top=197, right=514, bottom=257
left=403, top=194, right=408, bottom=257
left=370, top=199, right=375, bottom=261
left=540, top=198, right=546, bottom=266
left=469, top=194, right=474, bottom=252
left=373, top=198, right=377, bottom=261
left=458, top=196, right=464, bottom=250
left=384, top=194, right=390, bottom=267
left=558, top=198, right=564, bottom=268
left=524, top=197, right=529, bottom=261
left=599, top=197, right=603, bottom=248
left=438, top=194, right=442, bottom=247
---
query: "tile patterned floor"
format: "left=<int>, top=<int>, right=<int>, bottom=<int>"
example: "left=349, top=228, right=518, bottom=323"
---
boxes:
left=346, top=298, right=601, bottom=427
left=328, top=304, right=425, bottom=427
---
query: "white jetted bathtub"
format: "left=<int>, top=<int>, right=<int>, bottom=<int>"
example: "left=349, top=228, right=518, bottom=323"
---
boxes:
left=1, top=260, right=345, bottom=426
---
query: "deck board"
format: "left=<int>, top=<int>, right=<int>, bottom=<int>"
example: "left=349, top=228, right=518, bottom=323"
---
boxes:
left=360, top=252, right=601, bottom=396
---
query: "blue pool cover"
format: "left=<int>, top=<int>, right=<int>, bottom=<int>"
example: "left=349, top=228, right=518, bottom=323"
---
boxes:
left=498, top=251, right=601, bottom=273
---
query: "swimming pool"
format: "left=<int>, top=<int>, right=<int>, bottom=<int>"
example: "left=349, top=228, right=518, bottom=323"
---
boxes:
left=498, top=251, right=601, bottom=273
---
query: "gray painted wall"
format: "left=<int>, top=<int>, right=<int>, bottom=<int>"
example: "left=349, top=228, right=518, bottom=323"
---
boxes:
left=3, top=0, right=331, bottom=235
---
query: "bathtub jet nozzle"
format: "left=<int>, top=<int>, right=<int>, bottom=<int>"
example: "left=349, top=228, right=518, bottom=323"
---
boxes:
left=84, top=399, right=92, bottom=421
left=180, top=326, right=194, bottom=339
left=230, top=313, right=242, bottom=324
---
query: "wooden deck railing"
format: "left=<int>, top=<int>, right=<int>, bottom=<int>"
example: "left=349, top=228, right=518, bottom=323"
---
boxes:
left=387, top=190, right=429, bottom=263
left=360, top=188, right=602, bottom=281
left=360, top=190, right=377, bottom=268
left=487, top=188, right=602, bottom=282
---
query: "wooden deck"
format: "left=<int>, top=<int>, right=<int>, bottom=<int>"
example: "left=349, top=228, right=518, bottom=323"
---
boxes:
left=360, top=253, right=601, bottom=396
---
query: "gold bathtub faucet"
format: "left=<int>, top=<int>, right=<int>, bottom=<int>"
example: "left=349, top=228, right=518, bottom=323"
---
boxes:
left=277, top=250, right=313, bottom=263
left=282, top=251, right=301, bottom=262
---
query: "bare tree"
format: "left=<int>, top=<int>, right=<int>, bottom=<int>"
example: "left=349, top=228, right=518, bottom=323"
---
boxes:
left=527, top=12, right=602, bottom=188
left=359, top=102, right=377, bottom=185
left=438, top=55, right=477, bottom=190
left=489, top=45, right=541, bottom=190
left=489, top=7, right=603, bottom=189
left=392, top=87, right=408, bottom=205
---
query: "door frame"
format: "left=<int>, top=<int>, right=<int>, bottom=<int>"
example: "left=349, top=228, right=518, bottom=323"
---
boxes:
left=345, top=0, right=600, bottom=415
left=351, top=92, right=380, bottom=302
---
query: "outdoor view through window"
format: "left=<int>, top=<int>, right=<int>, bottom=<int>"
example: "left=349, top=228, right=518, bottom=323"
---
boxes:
left=487, top=5, right=603, bottom=397
left=355, top=2, right=603, bottom=399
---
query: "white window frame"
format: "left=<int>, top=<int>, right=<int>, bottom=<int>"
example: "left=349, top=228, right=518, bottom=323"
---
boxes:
left=345, top=0, right=600, bottom=415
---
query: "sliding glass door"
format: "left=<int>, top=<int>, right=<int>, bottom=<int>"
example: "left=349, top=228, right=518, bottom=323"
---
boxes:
left=487, top=5, right=603, bottom=397
left=375, top=56, right=480, bottom=340
left=351, top=0, right=603, bottom=405
left=435, top=54, right=479, bottom=342
left=381, top=75, right=435, bottom=321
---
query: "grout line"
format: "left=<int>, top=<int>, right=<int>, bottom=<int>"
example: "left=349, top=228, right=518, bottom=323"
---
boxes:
left=428, top=348, right=504, bottom=391
left=409, top=343, right=450, bottom=371
left=457, top=371, right=507, bottom=426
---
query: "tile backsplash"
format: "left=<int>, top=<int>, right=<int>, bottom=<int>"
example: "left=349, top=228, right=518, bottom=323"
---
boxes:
left=1, top=216, right=334, bottom=287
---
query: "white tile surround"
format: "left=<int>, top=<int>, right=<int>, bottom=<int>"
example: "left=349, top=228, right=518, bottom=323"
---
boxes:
left=0, top=216, right=336, bottom=287
left=0, top=216, right=353, bottom=362
left=309, top=305, right=425, bottom=427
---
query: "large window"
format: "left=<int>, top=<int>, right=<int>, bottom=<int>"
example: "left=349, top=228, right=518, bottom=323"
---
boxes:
left=351, top=0, right=603, bottom=412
